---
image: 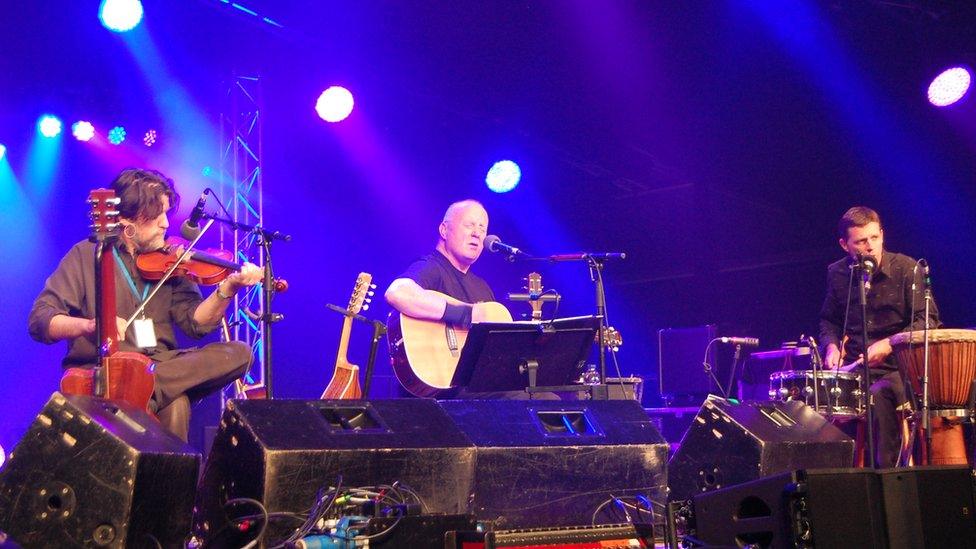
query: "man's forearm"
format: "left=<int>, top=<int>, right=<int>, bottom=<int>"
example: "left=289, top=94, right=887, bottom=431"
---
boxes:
left=47, top=314, right=95, bottom=341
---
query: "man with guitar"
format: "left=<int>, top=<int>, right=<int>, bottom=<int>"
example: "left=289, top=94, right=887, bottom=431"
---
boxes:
left=28, top=168, right=263, bottom=442
left=386, top=200, right=557, bottom=398
left=818, top=206, right=939, bottom=467
left=386, top=199, right=495, bottom=327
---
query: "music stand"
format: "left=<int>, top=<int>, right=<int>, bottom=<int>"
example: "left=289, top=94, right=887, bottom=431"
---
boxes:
left=451, top=316, right=600, bottom=395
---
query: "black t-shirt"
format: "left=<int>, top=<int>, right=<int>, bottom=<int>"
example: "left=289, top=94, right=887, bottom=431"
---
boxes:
left=399, top=250, right=494, bottom=303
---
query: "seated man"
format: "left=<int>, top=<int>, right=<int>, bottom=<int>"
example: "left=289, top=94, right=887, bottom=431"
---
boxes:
left=28, top=168, right=263, bottom=441
left=386, top=199, right=558, bottom=399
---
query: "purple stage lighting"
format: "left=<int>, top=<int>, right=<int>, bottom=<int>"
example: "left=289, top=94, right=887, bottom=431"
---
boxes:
left=108, top=126, right=126, bottom=145
left=143, top=129, right=157, bottom=147
left=927, top=66, right=971, bottom=107
left=486, top=160, right=521, bottom=193
left=72, top=121, right=96, bottom=142
left=315, top=86, right=354, bottom=122
left=99, top=0, right=144, bottom=33
left=38, top=115, right=63, bottom=138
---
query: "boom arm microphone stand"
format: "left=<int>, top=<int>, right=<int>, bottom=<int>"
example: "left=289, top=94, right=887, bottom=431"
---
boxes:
left=204, top=212, right=291, bottom=398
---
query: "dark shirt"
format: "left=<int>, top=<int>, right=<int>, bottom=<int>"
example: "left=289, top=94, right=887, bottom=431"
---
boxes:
left=818, top=250, right=940, bottom=369
left=399, top=250, right=494, bottom=303
left=28, top=239, right=218, bottom=368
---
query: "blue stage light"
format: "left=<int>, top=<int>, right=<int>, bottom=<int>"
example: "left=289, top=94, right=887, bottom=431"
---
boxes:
left=0, top=144, right=6, bottom=161
left=99, top=0, right=144, bottom=33
left=486, top=160, right=521, bottom=193
left=315, top=86, right=355, bottom=123
left=108, top=126, right=126, bottom=145
left=38, top=115, right=62, bottom=138
left=72, top=121, right=96, bottom=142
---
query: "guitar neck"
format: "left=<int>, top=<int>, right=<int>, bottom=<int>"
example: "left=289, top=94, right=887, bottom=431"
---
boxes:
left=97, top=240, right=119, bottom=355
left=335, top=315, right=355, bottom=367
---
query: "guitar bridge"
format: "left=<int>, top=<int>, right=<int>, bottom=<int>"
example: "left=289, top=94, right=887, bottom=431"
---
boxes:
left=445, top=325, right=460, bottom=357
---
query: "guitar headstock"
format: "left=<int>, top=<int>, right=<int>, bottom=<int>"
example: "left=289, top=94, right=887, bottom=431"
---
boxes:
left=598, top=326, right=623, bottom=351
left=527, top=272, right=543, bottom=298
left=348, top=272, right=375, bottom=314
left=88, top=188, right=121, bottom=243
left=526, top=272, right=543, bottom=320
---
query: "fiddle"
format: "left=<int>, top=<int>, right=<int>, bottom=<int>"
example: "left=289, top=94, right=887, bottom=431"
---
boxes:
left=136, top=236, right=241, bottom=286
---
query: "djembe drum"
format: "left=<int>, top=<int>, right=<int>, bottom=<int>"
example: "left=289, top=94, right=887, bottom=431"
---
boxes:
left=890, top=328, right=976, bottom=465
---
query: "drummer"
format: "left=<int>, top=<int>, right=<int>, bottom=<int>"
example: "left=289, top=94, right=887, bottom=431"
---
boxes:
left=819, top=206, right=940, bottom=467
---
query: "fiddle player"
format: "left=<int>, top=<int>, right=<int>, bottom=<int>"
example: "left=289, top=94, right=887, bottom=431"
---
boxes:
left=28, top=168, right=263, bottom=442
left=819, top=206, right=940, bottom=467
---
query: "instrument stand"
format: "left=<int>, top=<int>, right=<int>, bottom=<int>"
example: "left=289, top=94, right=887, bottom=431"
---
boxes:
left=857, top=268, right=876, bottom=467
left=92, top=239, right=109, bottom=398
left=324, top=303, right=386, bottom=398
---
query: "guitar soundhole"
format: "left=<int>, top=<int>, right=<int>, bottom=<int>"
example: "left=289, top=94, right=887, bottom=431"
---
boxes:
left=318, top=406, right=387, bottom=432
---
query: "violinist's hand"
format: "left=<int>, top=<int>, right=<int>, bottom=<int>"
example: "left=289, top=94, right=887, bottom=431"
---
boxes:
left=221, top=262, right=264, bottom=295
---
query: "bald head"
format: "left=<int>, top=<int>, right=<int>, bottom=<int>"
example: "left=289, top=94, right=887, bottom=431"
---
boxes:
left=436, top=199, right=489, bottom=272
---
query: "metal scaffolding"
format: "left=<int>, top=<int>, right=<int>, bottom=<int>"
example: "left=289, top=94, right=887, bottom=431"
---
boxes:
left=220, top=75, right=266, bottom=399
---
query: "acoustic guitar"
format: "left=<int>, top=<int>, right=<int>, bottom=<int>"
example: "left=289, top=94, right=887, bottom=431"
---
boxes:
left=321, top=272, right=373, bottom=399
left=388, top=292, right=512, bottom=397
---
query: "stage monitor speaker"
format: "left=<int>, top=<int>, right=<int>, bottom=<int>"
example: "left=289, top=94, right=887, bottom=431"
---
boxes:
left=668, top=396, right=854, bottom=501
left=0, top=392, right=200, bottom=548
left=685, top=468, right=889, bottom=548
left=880, top=466, right=976, bottom=549
left=193, top=399, right=476, bottom=546
left=438, top=399, right=668, bottom=529
left=658, top=325, right=715, bottom=404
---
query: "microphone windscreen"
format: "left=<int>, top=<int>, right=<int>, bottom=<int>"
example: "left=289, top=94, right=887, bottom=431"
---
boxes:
left=484, top=234, right=501, bottom=252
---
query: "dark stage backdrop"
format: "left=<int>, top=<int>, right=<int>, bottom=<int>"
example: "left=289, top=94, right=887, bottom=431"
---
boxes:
left=1, top=1, right=975, bottom=451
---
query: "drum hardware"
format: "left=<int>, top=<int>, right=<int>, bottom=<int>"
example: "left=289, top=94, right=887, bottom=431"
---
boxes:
left=768, top=370, right=864, bottom=420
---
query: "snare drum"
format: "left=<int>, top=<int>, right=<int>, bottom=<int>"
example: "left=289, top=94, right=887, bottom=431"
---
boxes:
left=769, top=370, right=863, bottom=419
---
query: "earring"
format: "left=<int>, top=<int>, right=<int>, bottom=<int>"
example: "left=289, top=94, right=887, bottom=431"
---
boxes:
left=123, top=224, right=136, bottom=238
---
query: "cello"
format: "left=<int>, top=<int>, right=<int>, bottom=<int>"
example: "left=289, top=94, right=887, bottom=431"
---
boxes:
left=59, top=189, right=155, bottom=411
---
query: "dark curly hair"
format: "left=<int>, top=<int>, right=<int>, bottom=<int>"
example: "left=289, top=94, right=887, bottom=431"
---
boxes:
left=110, top=168, right=180, bottom=221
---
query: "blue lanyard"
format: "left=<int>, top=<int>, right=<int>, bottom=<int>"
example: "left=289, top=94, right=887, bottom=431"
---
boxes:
left=112, top=247, right=150, bottom=304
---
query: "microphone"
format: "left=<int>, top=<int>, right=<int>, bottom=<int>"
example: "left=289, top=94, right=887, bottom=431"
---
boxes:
left=180, top=192, right=209, bottom=240
left=855, top=253, right=878, bottom=290
left=485, top=235, right=524, bottom=256
left=719, top=336, right=760, bottom=347
left=548, top=252, right=627, bottom=262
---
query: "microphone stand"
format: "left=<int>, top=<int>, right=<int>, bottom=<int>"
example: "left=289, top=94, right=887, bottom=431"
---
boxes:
left=858, top=263, right=876, bottom=467
left=521, top=251, right=625, bottom=400
left=203, top=213, right=291, bottom=399
left=589, top=256, right=609, bottom=387
left=921, top=264, right=933, bottom=462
